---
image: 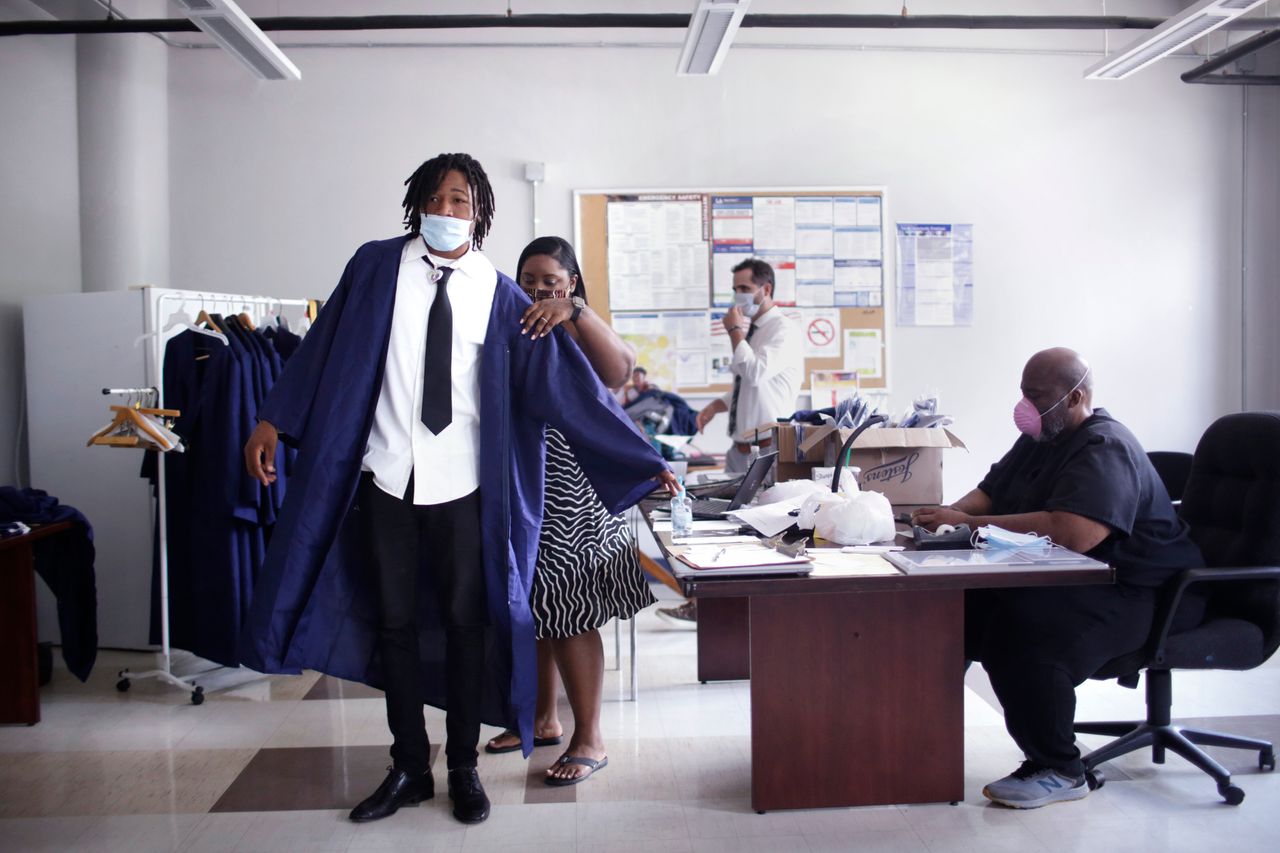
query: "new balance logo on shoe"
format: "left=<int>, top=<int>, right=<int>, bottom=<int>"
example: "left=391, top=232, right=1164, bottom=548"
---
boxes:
left=983, top=761, right=1090, bottom=809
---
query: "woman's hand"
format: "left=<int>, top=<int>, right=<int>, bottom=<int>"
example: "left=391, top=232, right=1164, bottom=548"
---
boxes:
left=244, top=420, right=279, bottom=486
left=520, top=298, right=575, bottom=340
left=655, top=469, right=681, bottom=496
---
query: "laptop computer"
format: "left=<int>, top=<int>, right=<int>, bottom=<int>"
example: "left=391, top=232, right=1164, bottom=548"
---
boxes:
left=690, top=451, right=778, bottom=519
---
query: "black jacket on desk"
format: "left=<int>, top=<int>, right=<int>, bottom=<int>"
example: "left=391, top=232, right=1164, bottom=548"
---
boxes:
left=978, top=408, right=1203, bottom=588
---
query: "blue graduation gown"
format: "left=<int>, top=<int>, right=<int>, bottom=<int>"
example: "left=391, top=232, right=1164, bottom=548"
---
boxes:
left=239, top=235, right=667, bottom=754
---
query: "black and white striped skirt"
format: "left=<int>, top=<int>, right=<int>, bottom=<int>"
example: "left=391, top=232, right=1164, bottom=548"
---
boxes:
left=531, top=428, right=656, bottom=640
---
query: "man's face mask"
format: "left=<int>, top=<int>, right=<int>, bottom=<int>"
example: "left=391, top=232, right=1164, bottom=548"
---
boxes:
left=1013, top=368, right=1090, bottom=441
left=419, top=213, right=472, bottom=253
left=733, top=289, right=761, bottom=318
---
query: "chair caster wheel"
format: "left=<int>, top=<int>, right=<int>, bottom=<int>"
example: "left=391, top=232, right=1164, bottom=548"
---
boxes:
left=1219, top=784, right=1244, bottom=805
left=1085, top=770, right=1104, bottom=791
left=116, top=678, right=130, bottom=693
left=1260, top=750, right=1275, bottom=772
left=191, top=686, right=204, bottom=706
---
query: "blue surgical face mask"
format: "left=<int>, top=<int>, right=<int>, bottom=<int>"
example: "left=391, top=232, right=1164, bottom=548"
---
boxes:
left=733, top=290, right=760, bottom=318
left=419, top=213, right=472, bottom=253
left=973, top=524, right=1052, bottom=550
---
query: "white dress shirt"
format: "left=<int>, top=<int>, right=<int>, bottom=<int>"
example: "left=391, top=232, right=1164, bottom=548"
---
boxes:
left=719, top=306, right=803, bottom=442
left=363, top=235, right=497, bottom=505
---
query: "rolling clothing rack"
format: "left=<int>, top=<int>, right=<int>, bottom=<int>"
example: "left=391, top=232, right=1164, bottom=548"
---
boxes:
left=115, top=289, right=310, bottom=704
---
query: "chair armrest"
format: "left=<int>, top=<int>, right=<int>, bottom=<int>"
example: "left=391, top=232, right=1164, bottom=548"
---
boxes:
left=1149, top=565, right=1280, bottom=665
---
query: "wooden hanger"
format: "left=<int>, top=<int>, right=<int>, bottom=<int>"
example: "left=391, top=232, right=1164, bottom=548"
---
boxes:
left=87, top=406, right=181, bottom=450
left=87, top=407, right=140, bottom=448
left=195, top=309, right=223, bottom=333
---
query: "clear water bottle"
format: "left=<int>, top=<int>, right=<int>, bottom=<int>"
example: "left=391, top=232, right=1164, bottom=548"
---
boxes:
left=670, top=478, right=693, bottom=538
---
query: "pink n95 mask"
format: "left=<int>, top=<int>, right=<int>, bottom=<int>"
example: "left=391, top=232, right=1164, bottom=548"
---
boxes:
left=1013, top=367, right=1090, bottom=439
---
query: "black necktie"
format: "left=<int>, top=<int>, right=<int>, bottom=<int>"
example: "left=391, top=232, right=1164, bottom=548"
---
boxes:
left=420, top=264, right=454, bottom=434
left=726, top=323, right=757, bottom=437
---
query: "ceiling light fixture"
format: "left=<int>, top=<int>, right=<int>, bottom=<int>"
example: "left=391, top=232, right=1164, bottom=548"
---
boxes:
left=1085, top=0, right=1269, bottom=80
left=676, top=0, right=750, bottom=76
left=173, top=0, right=301, bottom=81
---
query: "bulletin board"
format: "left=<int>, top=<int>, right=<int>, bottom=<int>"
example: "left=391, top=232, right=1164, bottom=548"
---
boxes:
left=574, top=188, right=889, bottom=395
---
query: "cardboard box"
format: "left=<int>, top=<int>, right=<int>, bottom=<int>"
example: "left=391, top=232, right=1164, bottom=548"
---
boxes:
left=761, top=422, right=966, bottom=506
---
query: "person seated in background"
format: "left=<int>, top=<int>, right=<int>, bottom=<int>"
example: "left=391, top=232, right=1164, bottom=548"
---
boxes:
left=911, top=347, right=1204, bottom=809
left=616, top=366, right=655, bottom=407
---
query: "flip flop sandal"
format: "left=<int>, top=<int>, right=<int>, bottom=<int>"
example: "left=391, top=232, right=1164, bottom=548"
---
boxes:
left=544, top=754, right=609, bottom=786
left=484, top=732, right=563, bottom=754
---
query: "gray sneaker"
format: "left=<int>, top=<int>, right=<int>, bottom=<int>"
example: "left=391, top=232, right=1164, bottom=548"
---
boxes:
left=982, top=761, right=1089, bottom=809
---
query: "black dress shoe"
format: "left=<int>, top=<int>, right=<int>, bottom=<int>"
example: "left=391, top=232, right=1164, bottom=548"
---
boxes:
left=349, top=767, right=434, bottom=823
left=447, top=767, right=491, bottom=824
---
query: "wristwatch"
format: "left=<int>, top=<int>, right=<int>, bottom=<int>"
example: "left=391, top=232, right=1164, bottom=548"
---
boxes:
left=569, top=295, right=586, bottom=323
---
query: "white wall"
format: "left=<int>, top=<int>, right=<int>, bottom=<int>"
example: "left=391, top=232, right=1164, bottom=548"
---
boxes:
left=1243, top=54, right=1280, bottom=411
left=168, top=39, right=1246, bottom=500
left=0, top=1, right=81, bottom=488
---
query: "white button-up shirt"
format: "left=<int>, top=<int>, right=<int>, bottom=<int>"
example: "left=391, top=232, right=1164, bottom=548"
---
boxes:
left=362, top=235, right=497, bottom=505
left=719, top=306, right=803, bottom=442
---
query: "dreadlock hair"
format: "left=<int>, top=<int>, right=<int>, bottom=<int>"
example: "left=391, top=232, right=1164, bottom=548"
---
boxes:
left=516, top=236, right=589, bottom=303
left=401, top=153, right=496, bottom=249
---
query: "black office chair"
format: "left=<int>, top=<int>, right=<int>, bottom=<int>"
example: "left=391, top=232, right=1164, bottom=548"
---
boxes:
left=1074, top=412, right=1280, bottom=804
left=1147, top=450, right=1194, bottom=503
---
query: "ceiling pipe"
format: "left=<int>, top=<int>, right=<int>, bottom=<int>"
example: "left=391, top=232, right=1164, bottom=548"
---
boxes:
left=5, top=13, right=1280, bottom=38
left=1182, top=27, right=1280, bottom=85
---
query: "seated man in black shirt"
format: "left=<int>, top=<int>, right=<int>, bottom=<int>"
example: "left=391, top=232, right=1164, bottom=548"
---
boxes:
left=912, top=347, right=1203, bottom=809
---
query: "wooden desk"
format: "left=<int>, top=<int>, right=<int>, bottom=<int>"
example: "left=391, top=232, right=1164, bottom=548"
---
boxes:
left=644, top=510, right=1113, bottom=812
left=0, top=522, right=73, bottom=725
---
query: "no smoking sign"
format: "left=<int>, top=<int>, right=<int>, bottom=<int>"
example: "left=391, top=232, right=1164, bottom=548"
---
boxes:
left=807, top=317, right=835, bottom=348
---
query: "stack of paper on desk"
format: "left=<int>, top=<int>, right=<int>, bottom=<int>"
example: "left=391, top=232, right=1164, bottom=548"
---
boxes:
left=674, top=542, right=813, bottom=576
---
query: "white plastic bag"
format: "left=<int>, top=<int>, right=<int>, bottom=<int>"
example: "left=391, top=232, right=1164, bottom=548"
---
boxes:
left=796, top=489, right=896, bottom=546
left=756, top=478, right=829, bottom=506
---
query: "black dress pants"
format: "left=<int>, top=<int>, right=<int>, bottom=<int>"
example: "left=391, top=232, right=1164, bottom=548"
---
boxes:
left=965, top=583, right=1159, bottom=778
left=359, top=474, right=487, bottom=775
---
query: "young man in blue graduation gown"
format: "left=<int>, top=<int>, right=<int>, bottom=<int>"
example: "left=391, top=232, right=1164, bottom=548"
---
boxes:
left=241, top=153, right=676, bottom=824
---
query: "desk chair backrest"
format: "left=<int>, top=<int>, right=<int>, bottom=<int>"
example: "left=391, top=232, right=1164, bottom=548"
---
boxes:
left=1147, top=451, right=1193, bottom=503
left=1178, top=412, right=1280, bottom=665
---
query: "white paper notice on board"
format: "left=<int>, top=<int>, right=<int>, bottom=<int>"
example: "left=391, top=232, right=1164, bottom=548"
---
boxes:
left=801, top=308, right=841, bottom=357
left=843, top=328, right=883, bottom=379
left=709, top=310, right=734, bottom=383
left=896, top=223, right=974, bottom=326
left=676, top=350, right=709, bottom=387
left=752, top=196, right=796, bottom=252
left=606, top=198, right=709, bottom=311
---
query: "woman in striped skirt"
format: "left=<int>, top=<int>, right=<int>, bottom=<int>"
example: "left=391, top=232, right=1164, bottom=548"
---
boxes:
left=484, top=236, right=655, bottom=785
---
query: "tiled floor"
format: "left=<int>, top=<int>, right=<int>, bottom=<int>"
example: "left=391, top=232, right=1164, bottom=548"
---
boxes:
left=2, top=585, right=1278, bottom=852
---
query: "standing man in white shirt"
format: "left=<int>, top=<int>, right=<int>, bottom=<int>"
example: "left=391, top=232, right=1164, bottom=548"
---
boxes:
left=662, top=260, right=803, bottom=627
left=694, top=258, right=802, bottom=474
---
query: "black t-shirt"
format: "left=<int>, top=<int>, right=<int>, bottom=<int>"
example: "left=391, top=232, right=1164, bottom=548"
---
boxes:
left=978, top=409, right=1203, bottom=588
